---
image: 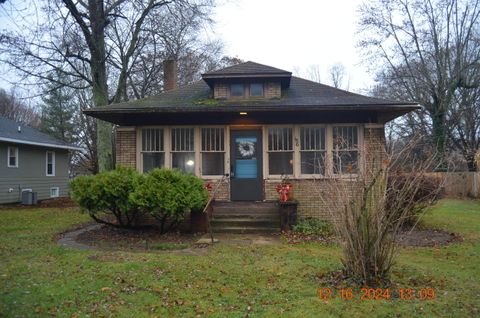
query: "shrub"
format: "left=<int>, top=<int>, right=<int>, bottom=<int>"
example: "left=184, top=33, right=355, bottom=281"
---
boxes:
left=292, top=218, right=333, bottom=236
left=387, top=174, right=441, bottom=226
left=130, top=168, right=208, bottom=233
left=70, top=167, right=143, bottom=228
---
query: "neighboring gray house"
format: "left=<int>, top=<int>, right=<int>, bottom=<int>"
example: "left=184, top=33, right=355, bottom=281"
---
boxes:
left=0, top=117, right=82, bottom=204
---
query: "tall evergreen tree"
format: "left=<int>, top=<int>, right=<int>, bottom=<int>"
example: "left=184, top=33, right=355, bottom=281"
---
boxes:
left=40, top=76, right=77, bottom=144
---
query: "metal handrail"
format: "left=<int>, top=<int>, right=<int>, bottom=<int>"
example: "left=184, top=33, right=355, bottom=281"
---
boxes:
left=202, top=173, right=229, bottom=243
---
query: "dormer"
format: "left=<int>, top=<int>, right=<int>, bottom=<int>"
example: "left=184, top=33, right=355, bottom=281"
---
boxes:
left=201, top=61, right=292, bottom=100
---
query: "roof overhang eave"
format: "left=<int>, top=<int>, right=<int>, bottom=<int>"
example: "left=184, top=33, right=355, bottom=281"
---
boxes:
left=0, top=137, right=84, bottom=151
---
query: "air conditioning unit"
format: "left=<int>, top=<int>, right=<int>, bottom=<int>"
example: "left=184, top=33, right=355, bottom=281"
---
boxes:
left=21, top=190, right=38, bottom=205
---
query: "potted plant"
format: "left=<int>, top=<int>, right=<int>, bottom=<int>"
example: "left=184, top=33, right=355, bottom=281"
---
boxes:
left=276, top=176, right=298, bottom=231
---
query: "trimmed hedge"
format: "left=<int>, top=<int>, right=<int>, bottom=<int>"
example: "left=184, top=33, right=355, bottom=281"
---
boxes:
left=70, top=167, right=208, bottom=232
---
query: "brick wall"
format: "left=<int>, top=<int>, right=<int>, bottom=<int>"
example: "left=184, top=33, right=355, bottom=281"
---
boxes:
left=202, top=178, right=230, bottom=201
left=264, top=126, right=386, bottom=221
left=214, top=83, right=229, bottom=99
left=265, top=82, right=281, bottom=99
left=116, top=128, right=136, bottom=168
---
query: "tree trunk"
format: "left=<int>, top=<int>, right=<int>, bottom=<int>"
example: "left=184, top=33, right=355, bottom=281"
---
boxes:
left=432, top=110, right=447, bottom=171
left=89, top=0, right=113, bottom=171
left=465, top=152, right=478, bottom=172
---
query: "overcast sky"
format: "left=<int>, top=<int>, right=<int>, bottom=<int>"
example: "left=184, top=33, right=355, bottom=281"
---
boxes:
left=0, top=0, right=374, bottom=95
left=211, top=0, right=373, bottom=92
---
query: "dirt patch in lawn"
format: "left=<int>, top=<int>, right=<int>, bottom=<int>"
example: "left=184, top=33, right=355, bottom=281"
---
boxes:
left=396, top=227, right=463, bottom=247
left=282, top=231, right=335, bottom=245
left=282, top=227, right=461, bottom=247
left=76, top=225, right=205, bottom=252
left=0, top=197, right=77, bottom=210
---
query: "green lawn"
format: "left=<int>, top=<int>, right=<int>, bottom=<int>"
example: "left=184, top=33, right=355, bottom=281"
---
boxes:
left=1, top=199, right=479, bottom=317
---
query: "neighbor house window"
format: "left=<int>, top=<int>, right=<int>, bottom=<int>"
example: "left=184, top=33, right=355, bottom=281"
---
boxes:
left=141, top=128, right=164, bottom=173
left=333, top=126, right=359, bottom=174
left=46, top=151, right=55, bottom=176
left=268, top=127, right=293, bottom=175
left=201, top=127, right=225, bottom=176
left=230, top=84, right=244, bottom=97
left=249, top=83, right=264, bottom=97
left=171, top=127, right=195, bottom=174
left=7, top=146, right=18, bottom=167
left=300, top=127, right=326, bottom=175
left=50, top=187, right=59, bottom=198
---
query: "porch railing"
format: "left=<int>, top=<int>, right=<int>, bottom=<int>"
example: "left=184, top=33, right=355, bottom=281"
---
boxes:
left=202, top=173, right=229, bottom=243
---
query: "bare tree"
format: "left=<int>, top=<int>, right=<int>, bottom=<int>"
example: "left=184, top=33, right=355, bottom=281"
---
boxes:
left=0, top=0, right=217, bottom=172
left=305, top=64, right=322, bottom=83
left=359, top=0, right=480, bottom=169
left=319, top=134, right=443, bottom=285
left=0, top=88, right=40, bottom=127
left=328, top=63, right=346, bottom=89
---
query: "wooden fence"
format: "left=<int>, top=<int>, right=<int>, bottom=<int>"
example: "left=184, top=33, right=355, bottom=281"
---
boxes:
left=425, top=172, right=480, bottom=198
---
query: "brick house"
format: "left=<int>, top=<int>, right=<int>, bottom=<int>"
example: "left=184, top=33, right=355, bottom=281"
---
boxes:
left=84, top=61, right=419, bottom=228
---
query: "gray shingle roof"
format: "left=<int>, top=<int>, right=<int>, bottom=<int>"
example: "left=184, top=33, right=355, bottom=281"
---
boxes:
left=0, top=116, right=83, bottom=150
left=202, top=61, right=291, bottom=76
left=85, top=76, right=419, bottom=112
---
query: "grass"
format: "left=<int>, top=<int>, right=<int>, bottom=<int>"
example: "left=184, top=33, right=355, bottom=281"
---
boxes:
left=149, top=242, right=190, bottom=250
left=0, top=199, right=479, bottom=317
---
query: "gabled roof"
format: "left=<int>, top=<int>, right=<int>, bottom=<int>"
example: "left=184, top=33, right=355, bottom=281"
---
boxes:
left=0, top=116, right=83, bottom=151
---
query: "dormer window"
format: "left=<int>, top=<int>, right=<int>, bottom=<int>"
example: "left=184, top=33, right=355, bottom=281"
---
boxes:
left=250, top=83, right=264, bottom=97
left=230, top=84, right=244, bottom=97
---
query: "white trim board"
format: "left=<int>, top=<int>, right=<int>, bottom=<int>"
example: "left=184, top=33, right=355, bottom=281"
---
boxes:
left=0, top=137, right=84, bottom=151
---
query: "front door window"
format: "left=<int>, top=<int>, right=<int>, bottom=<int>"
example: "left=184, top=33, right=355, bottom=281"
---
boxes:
left=235, top=137, right=257, bottom=179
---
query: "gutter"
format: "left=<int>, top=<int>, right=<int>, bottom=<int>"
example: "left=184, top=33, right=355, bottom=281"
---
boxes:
left=0, top=137, right=84, bottom=151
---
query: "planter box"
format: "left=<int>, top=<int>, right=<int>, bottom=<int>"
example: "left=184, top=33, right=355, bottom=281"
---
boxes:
left=278, top=200, right=298, bottom=232
left=190, top=204, right=213, bottom=233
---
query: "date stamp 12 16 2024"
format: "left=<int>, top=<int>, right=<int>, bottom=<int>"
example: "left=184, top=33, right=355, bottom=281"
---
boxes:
left=317, top=287, right=436, bottom=301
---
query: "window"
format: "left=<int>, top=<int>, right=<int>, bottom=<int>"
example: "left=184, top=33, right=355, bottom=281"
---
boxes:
left=249, top=83, right=264, bottom=97
left=171, top=127, right=195, bottom=174
left=201, top=128, right=225, bottom=176
left=333, top=126, right=359, bottom=174
left=230, top=84, right=244, bottom=97
left=7, top=147, right=18, bottom=167
left=300, top=127, right=326, bottom=175
left=46, top=151, right=55, bottom=176
left=141, top=128, right=165, bottom=173
left=268, top=127, right=293, bottom=175
left=50, top=187, right=59, bottom=198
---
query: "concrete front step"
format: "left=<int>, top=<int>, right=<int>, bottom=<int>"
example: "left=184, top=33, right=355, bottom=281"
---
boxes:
left=211, top=218, right=280, bottom=228
left=211, top=201, right=280, bottom=233
left=212, top=226, right=280, bottom=234
left=213, top=201, right=278, bottom=214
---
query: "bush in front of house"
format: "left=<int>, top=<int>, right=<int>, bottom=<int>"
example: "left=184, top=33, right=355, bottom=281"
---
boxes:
left=130, top=168, right=208, bottom=233
left=71, top=167, right=209, bottom=232
left=70, top=167, right=143, bottom=228
left=292, top=218, right=334, bottom=237
left=387, top=174, right=442, bottom=226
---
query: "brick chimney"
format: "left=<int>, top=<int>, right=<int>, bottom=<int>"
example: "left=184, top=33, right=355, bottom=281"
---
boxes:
left=163, top=59, right=177, bottom=91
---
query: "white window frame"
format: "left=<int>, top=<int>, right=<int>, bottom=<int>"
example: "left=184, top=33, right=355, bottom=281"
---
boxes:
left=46, top=151, right=55, bottom=176
left=140, top=127, right=165, bottom=173
left=50, top=187, right=59, bottom=198
left=298, top=125, right=328, bottom=178
left=200, top=126, right=227, bottom=178
left=7, top=146, right=18, bottom=168
left=264, top=125, right=295, bottom=179
left=331, top=124, right=361, bottom=177
left=265, top=124, right=363, bottom=179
